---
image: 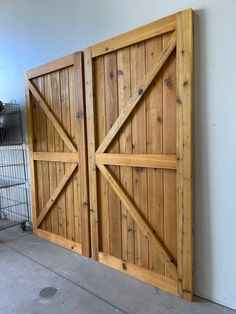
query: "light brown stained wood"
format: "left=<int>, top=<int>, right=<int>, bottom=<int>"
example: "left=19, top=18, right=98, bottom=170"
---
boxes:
left=130, top=41, right=149, bottom=269
left=88, top=13, right=176, bottom=57
left=93, top=56, right=109, bottom=254
left=51, top=70, right=67, bottom=238
left=61, top=67, right=75, bottom=241
left=36, top=228, right=82, bottom=254
left=32, top=78, right=43, bottom=228
left=86, top=10, right=194, bottom=298
left=33, top=152, right=78, bottom=162
left=97, top=163, right=177, bottom=276
left=70, top=61, right=80, bottom=245
left=73, top=52, right=90, bottom=256
left=145, top=35, right=165, bottom=275
left=99, top=252, right=178, bottom=296
left=84, top=50, right=99, bottom=259
left=37, top=76, right=51, bottom=232
left=26, top=52, right=90, bottom=258
left=96, top=154, right=176, bottom=169
left=117, top=47, right=134, bottom=263
left=104, top=52, right=121, bottom=259
left=96, top=31, right=176, bottom=154
left=44, top=74, right=58, bottom=235
left=27, top=80, right=77, bottom=153
left=36, top=163, right=78, bottom=227
left=163, top=32, right=177, bottom=280
left=25, top=73, right=38, bottom=231
left=27, top=54, right=74, bottom=79
left=176, top=9, right=193, bottom=301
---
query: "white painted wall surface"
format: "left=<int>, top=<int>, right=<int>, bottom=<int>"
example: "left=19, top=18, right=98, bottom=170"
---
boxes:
left=0, top=0, right=236, bottom=309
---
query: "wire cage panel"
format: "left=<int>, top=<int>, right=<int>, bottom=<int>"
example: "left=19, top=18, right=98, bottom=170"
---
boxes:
left=0, top=102, right=23, bottom=146
left=0, top=101, right=29, bottom=231
left=0, top=146, right=26, bottom=188
left=0, top=185, right=28, bottom=230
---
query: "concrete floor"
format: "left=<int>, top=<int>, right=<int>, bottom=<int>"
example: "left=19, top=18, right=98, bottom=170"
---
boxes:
left=0, top=227, right=235, bottom=314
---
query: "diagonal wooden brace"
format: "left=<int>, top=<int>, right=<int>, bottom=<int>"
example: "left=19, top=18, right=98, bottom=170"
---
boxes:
left=36, top=163, right=77, bottom=227
left=27, top=80, right=77, bottom=153
left=96, top=31, right=176, bottom=154
left=97, top=163, right=177, bottom=278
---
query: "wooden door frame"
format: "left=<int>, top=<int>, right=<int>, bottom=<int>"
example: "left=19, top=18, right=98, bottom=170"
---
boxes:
left=84, top=9, right=193, bottom=300
left=25, top=52, right=90, bottom=257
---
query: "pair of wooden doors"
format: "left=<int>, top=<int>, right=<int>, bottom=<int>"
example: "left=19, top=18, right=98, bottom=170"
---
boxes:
left=26, top=9, right=193, bottom=300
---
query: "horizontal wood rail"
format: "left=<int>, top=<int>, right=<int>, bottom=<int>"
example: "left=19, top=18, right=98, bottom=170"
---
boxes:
left=96, top=154, right=177, bottom=169
left=27, top=53, right=74, bottom=79
left=99, top=252, right=178, bottom=296
left=33, top=152, right=78, bottom=163
left=88, top=13, right=176, bottom=57
left=35, top=229, right=82, bottom=254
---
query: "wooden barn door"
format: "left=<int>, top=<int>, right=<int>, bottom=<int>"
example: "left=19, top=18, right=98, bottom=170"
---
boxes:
left=85, top=9, right=193, bottom=299
left=25, top=53, right=90, bottom=256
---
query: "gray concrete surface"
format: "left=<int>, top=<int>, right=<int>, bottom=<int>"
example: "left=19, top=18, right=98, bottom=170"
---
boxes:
left=0, top=227, right=235, bottom=314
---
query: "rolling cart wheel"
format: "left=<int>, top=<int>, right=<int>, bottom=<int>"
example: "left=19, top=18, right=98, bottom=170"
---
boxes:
left=21, top=222, right=27, bottom=232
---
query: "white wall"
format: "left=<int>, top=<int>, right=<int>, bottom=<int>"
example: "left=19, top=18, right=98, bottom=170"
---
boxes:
left=0, top=0, right=236, bottom=309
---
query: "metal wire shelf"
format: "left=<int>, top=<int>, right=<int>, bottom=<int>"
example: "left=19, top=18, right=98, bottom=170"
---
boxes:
left=0, top=102, right=29, bottom=231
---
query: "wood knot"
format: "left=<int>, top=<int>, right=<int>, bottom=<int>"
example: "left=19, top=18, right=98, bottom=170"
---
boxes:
left=183, top=80, right=188, bottom=87
left=176, top=97, right=182, bottom=105
left=122, top=262, right=127, bottom=270
left=138, top=88, right=143, bottom=95
left=77, top=111, right=84, bottom=119
left=109, top=71, right=114, bottom=80
left=164, top=77, right=173, bottom=89
left=117, top=69, right=123, bottom=75
left=105, top=47, right=109, bottom=51
left=157, top=116, right=162, bottom=123
left=135, top=167, right=144, bottom=173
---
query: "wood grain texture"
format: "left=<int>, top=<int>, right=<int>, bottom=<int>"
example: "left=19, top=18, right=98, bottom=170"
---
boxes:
left=176, top=9, right=194, bottom=301
left=99, top=252, right=178, bottom=296
left=86, top=9, right=193, bottom=300
left=97, top=163, right=177, bottom=277
left=96, top=31, right=176, bottom=154
left=87, top=13, right=176, bottom=57
left=96, top=154, right=177, bottom=169
left=84, top=49, right=99, bottom=259
left=26, top=52, right=90, bottom=257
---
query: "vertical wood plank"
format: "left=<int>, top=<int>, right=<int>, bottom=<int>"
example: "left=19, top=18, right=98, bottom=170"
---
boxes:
left=68, top=66, right=79, bottom=243
left=94, top=56, right=109, bottom=254
left=117, top=47, right=135, bottom=263
left=25, top=74, right=38, bottom=232
left=104, top=52, right=121, bottom=259
left=74, top=52, right=90, bottom=256
left=84, top=49, right=99, bottom=259
left=31, top=78, right=43, bottom=229
left=130, top=42, right=149, bottom=269
left=145, top=35, right=165, bottom=275
left=44, top=73, right=58, bottom=235
left=54, top=71, right=66, bottom=238
left=60, top=68, right=74, bottom=241
left=37, top=76, right=51, bottom=232
left=163, top=32, right=177, bottom=280
left=176, top=9, right=193, bottom=301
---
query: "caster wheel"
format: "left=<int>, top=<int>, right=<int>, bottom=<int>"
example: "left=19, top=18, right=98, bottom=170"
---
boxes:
left=21, top=222, right=27, bottom=231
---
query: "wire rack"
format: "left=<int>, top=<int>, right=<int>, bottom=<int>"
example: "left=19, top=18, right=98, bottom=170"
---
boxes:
left=0, top=101, right=29, bottom=231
